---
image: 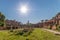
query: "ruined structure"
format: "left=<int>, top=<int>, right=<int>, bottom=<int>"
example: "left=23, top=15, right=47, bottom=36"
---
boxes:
left=5, top=19, right=21, bottom=29
left=1, top=12, right=60, bottom=30
left=37, top=12, right=60, bottom=30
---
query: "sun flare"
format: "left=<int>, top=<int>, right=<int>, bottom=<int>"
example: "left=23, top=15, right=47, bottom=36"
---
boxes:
left=20, top=6, right=28, bottom=13
left=19, top=5, right=28, bottom=14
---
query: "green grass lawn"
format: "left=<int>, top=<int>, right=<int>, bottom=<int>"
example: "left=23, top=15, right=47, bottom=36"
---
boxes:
left=0, top=28, right=60, bottom=40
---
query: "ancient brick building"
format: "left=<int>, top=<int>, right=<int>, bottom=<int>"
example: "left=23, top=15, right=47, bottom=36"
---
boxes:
left=37, top=12, right=60, bottom=30
left=5, top=19, right=21, bottom=29
left=2, top=12, right=60, bottom=30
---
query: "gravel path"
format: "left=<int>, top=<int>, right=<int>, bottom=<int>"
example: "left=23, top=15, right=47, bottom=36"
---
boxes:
left=42, top=28, right=60, bottom=34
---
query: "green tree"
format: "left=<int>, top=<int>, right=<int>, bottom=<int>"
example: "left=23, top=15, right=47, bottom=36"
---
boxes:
left=0, top=12, right=5, bottom=26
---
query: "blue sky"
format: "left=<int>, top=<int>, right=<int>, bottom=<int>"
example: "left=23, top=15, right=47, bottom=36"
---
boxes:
left=0, top=0, right=60, bottom=24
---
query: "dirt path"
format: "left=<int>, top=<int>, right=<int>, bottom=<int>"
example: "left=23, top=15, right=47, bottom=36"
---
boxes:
left=42, top=28, right=60, bottom=34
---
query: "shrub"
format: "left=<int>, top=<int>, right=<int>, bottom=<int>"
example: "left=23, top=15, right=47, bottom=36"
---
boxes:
left=26, top=38, right=29, bottom=40
left=10, top=30, right=13, bottom=32
left=57, top=25, right=60, bottom=31
left=13, top=30, right=24, bottom=35
left=13, top=28, right=34, bottom=37
left=23, top=28, right=33, bottom=37
left=16, top=30, right=24, bottom=35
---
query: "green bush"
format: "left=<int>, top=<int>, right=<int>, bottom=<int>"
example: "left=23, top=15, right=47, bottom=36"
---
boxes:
left=26, top=38, right=29, bottom=40
left=0, top=22, right=4, bottom=26
left=12, top=28, right=34, bottom=37
left=0, top=12, right=5, bottom=27
left=16, top=30, right=24, bottom=35
left=12, top=30, right=24, bottom=35
left=57, top=25, right=60, bottom=31
left=23, top=29, right=33, bottom=37
left=10, top=30, right=13, bottom=32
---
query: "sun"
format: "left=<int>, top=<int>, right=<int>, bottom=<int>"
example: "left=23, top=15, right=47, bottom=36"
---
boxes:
left=17, top=4, right=29, bottom=15
left=20, top=6, right=28, bottom=13
left=20, top=5, right=28, bottom=14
